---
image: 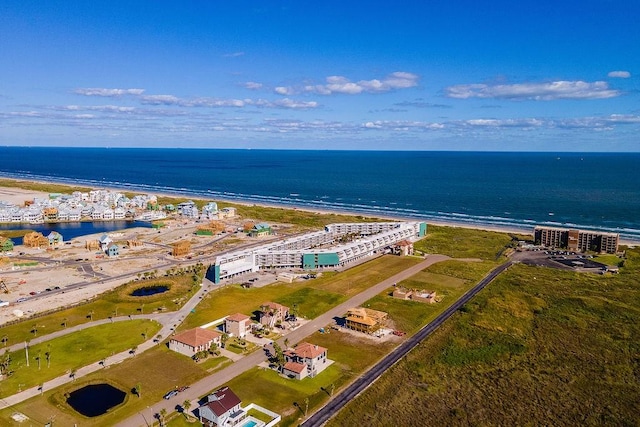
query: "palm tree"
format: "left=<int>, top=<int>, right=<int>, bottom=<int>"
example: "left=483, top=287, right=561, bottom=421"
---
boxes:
left=182, top=399, right=192, bottom=419
left=31, top=324, right=38, bottom=337
left=70, top=369, right=76, bottom=381
left=87, top=310, right=94, bottom=321
left=35, top=350, right=41, bottom=370
left=159, top=408, right=167, bottom=426
left=134, top=383, right=141, bottom=398
left=1, top=335, right=8, bottom=347
left=45, top=344, right=51, bottom=368
left=61, top=318, right=68, bottom=328
left=24, top=341, right=29, bottom=367
left=130, top=345, right=138, bottom=356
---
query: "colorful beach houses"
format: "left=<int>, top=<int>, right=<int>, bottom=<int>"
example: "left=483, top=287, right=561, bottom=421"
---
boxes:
left=169, top=327, right=222, bottom=357
left=198, top=386, right=245, bottom=427
left=225, top=313, right=251, bottom=338
left=283, top=342, right=329, bottom=380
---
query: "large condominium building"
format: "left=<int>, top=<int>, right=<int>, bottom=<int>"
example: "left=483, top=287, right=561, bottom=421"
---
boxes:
left=534, top=226, right=619, bottom=254
left=206, top=221, right=427, bottom=283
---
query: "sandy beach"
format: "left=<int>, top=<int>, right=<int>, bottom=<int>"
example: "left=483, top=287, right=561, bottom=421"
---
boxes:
left=1, top=178, right=639, bottom=246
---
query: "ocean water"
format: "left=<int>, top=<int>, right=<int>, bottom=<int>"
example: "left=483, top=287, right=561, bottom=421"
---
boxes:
left=0, top=147, right=638, bottom=241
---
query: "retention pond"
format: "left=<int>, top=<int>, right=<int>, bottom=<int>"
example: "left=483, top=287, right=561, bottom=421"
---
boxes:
left=66, top=383, right=126, bottom=417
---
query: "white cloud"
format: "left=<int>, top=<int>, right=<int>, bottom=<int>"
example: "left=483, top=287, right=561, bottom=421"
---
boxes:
left=445, top=80, right=620, bottom=100
left=75, top=88, right=145, bottom=97
left=275, top=71, right=419, bottom=96
left=223, top=52, right=245, bottom=58
left=607, top=70, right=631, bottom=78
left=244, top=82, right=263, bottom=90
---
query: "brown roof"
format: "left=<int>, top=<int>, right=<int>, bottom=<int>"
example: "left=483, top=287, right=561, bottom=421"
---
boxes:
left=171, top=328, right=220, bottom=347
left=226, top=313, right=250, bottom=322
left=284, top=361, right=306, bottom=374
left=206, top=386, right=242, bottom=417
left=262, top=302, right=289, bottom=312
left=292, top=342, right=327, bottom=359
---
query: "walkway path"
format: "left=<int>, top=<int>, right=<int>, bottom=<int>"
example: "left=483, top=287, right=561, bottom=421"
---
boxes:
left=114, top=254, right=450, bottom=427
left=0, top=283, right=211, bottom=410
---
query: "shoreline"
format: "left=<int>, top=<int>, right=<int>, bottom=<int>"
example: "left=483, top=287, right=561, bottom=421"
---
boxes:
left=1, top=177, right=638, bottom=246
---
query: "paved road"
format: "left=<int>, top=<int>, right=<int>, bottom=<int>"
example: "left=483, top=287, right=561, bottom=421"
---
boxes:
left=301, top=260, right=514, bottom=427
left=0, top=283, right=210, bottom=410
left=115, top=254, right=451, bottom=427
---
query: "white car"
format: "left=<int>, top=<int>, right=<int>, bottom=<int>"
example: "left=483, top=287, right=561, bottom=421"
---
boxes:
left=0, top=301, right=10, bottom=308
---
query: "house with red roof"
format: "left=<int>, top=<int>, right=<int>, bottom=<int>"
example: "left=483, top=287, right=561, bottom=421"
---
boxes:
left=225, top=313, right=251, bottom=338
left=282, top=342, right=329, bottom=380
left=168, top=327, right=221, bottom=357
left=198, top=386, right=246, bottom=427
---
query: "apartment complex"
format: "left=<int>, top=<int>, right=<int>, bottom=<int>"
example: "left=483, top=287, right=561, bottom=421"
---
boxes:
left=206, top=221, right=428, bottom=283
left=534, top=226, right=619, bottom=254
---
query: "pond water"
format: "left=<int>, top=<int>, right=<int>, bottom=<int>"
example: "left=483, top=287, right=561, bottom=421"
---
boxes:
left=0, top=220, right=150, bottom=245
left=130, top=285, right=169, bottom=297
left=66, top=383, right=126, bottom=417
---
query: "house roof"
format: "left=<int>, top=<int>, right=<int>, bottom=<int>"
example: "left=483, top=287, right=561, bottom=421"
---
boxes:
left=345, top=315, right=377, bottom=326
left=171, top=328, right=221, bottom=348
left=206, top=386, right=242, bottom=417
left=284, top=361, right=306, bottom=374
left=262, top=302, right=289, bottom=312
left=226, top=313, right=250, bottom=322
left=292, top=342, right=327, bottom=359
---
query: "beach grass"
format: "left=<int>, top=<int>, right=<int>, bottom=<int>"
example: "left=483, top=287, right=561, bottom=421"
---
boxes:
left=328, top=247, right=640, bottom=426
left=415, top=224, right=516, bottom=260
left=0, top=320, right=160, bottom=399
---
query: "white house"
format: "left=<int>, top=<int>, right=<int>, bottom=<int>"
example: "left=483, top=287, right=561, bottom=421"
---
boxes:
left=283, top=342, right=329, bottom=380
left=198, top=386, right=246, bottom=427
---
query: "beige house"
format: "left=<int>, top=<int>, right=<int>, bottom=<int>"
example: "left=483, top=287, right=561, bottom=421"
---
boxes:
left=345, top=307, right=388, bottom=334
left=392, top=287, right=437, bottom=304
left=225, top=313, right=251, bottom=338
left=259, top=302, right=290, bottom=328
left=169, top=327, right=221, bottom=357
left=283, top=342, right=329, bottom=380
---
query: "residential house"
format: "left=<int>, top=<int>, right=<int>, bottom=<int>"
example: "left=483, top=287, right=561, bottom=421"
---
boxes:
left=392, top=287, right=437, bottom=304
left=47, top=231, right=63, bottom=246
left=201, top=202, right=219, bottom=220
left=259, top=302, right=290, bottom=328
left=393, top=240, right=414, bottom=256
left=169, top=327, right=222, bottom=357
left=99, top=234, right=113, bottom=251
left=219, top=207, right=236, bottom=219
left=283, top=342, right=329, bottom=380
left=249, top=223, right=272, bottom=237
left=0, top=237, right=14, bottom=252
left=344, top=307, right=388, bottom=334
left=23, top=232, right=49, bottom=248
left=225, top=313, right=251, bottom=338
left=107, top=244, right=119, bottom=257
left=198, top=386, right=246, bottom=427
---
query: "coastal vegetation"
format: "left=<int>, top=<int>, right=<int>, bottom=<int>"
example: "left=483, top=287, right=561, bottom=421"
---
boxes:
left=328, top=248, right=640, bottom=426
left=0, top=179, right=93, bottom=195
left=415, top=224, right=517, bottom=260
left=0, top=320, right=160, bottom=399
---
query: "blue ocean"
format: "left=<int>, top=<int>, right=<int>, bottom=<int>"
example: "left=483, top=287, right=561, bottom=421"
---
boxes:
left=0, top=147, right=638, bottom=241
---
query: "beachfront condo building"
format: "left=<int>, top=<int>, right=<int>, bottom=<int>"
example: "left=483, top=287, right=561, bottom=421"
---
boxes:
left=534, top=226, right=619, bottom=254
left=206, top=221, right=427, bottom=283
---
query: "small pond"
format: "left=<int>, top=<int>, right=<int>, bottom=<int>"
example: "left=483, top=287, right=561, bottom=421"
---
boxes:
left=67, top=383, right=126, bottom=417
left=130, top=285, right=169, bottom=297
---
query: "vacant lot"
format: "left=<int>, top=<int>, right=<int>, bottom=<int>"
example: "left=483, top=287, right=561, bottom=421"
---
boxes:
left=329, top=248, right=640, bottom=426
left=415, top=224, right=516, bottom=260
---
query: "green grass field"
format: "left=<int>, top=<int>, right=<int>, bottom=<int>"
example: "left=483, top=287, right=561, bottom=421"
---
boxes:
left=415, top=224, right=517, bottom=260
left=0, top=320, right=160, bottom=398
left=329, top=247, right=640, bottom=426
left=0, top=276, right=197, bottom=346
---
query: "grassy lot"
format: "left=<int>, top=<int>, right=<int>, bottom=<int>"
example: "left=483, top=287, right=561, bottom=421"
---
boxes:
left=181, top=256, right=419, bottom=330
left=0, top=320, right=160, bottom=398
left=593, top=253, right=623, bottom=266
left=415, top=224, right=516, bottom=260
left=0, top=344, right=227, bottom=427
left=0, top=276, right=198, bottom=346
left=329, top=248, right=640, bottom=426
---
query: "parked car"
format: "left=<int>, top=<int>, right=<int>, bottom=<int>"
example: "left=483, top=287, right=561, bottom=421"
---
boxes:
left=163, top=390, right=178, bottom=400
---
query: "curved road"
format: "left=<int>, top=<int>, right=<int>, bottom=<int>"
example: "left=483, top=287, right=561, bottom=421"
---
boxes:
left=301, top=260, right=513, bottom=427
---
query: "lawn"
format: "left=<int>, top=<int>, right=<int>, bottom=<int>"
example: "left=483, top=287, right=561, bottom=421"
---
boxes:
left=0, top=344, right=222, bottom=427
left=329, top=247, right=640, bottom=426
left=181, top=256, right=421, bottom=330
left=0, top=320, right=160, bottom=398
left=414, top=224, right=516, bottom=260
left=0, top=275, right=198, bottom=346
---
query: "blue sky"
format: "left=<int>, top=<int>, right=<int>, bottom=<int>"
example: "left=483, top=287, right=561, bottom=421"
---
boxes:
left=1, top=1, right=639, bottom=151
